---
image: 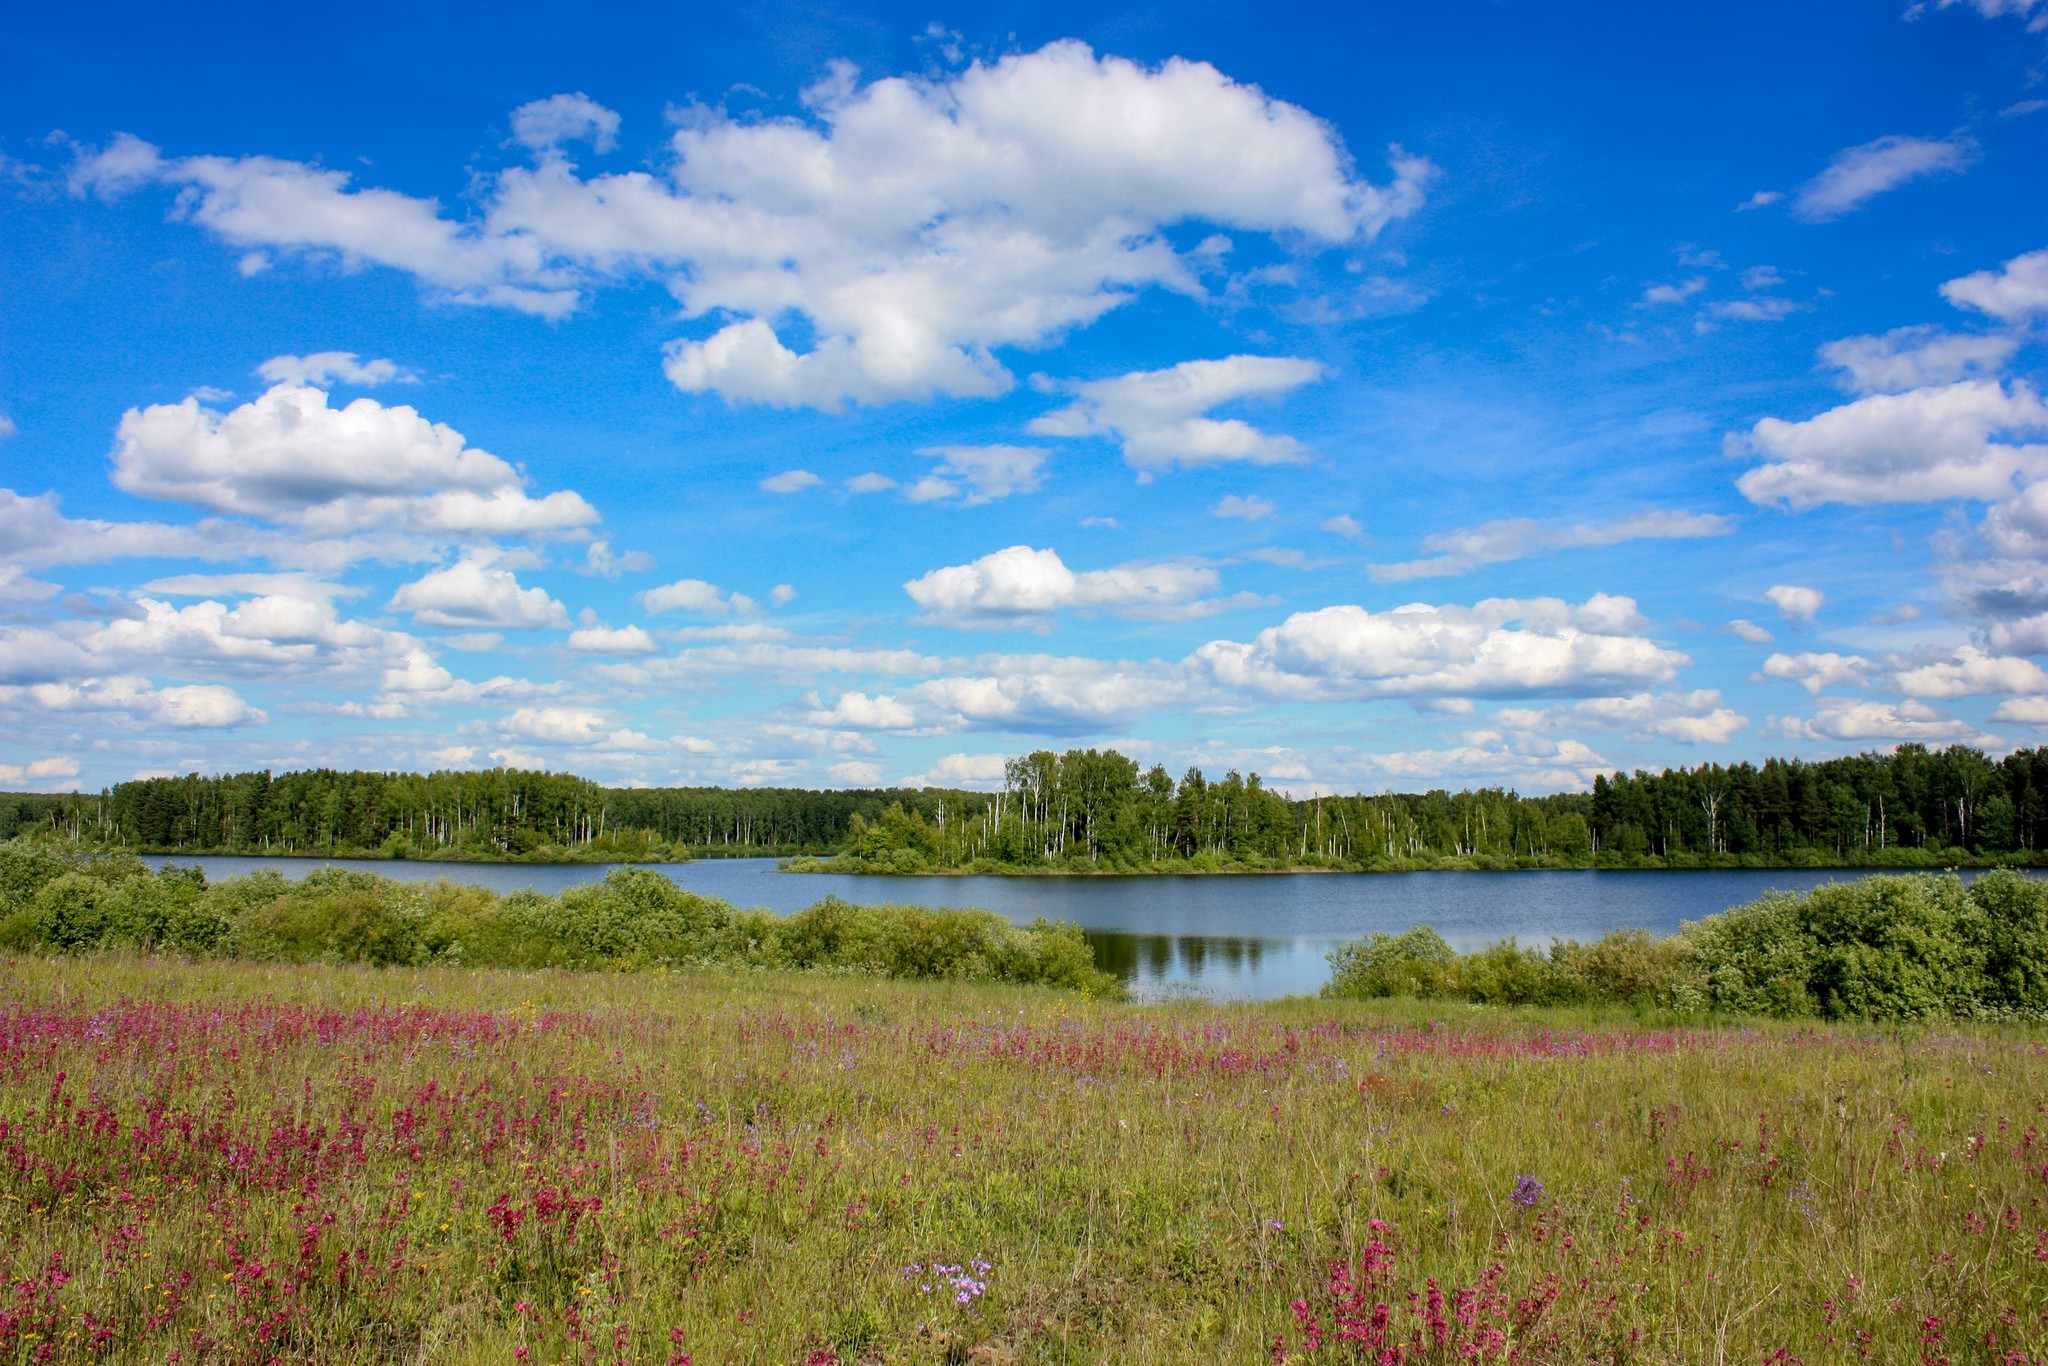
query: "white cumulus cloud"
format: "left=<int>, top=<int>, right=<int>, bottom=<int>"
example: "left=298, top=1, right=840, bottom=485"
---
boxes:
left=1028, top=355, right=1326, bottom=472
left=1494, top=689, right=1747, bottom=745
left=903, top=545, right=1244, bottom=626
left=1761, top=651, right=1873, bottom=695
left=1819, top=326, right=2017, bottom=395
left=1765, top=584, right=1825, bottom=623
left=1778, top=697, right=1992, bottom=745
left=509, top=93, right=620, bottom=154
left=111, top=381, right=598, bottom=537
left=76, top=45, right=1431, bottom=408
left=1942, top=247, right=2048, bottom=322
left=1734, top=380, right=2048, bottom=508
left=387, top=559, right=570, bottom=630
left=565, top=624, right=658, bottom=654
left=1190, top=594, right=1687, bottom=701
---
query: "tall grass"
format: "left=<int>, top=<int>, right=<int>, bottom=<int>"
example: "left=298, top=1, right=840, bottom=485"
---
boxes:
left=0, top=955, right=2042, bottom=1362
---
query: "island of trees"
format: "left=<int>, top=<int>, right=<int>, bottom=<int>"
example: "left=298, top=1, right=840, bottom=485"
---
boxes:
left=9, top=740, right=2048, bottom=873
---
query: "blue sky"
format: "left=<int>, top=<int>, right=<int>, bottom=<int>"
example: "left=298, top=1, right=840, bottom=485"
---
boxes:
left=1, top=0, right=2046, bottom=794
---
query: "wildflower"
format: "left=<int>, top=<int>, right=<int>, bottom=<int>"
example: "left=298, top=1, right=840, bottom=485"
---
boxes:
left=1508, top=1175, right=1545, bottom=1209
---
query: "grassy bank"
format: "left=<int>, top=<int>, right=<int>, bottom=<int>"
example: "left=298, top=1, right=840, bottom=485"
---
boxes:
left=0, top=839, right=1115, bottom=997
left=0, top=957, right=2041, bottom=1363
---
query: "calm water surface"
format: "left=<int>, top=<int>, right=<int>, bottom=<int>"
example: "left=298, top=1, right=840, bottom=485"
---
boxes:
left=142, top=855, right=2017, bottom=1000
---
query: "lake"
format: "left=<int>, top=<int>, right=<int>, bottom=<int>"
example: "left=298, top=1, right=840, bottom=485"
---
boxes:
left=139, top=855, right=2009, bottom=1000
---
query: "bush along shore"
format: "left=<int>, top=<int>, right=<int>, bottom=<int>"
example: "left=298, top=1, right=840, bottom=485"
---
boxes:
left=1326, top=869, right=2048, bottom=1020
left=8, top=833, right=2048, bottom=1023
left=0, top=837, right=1116, bottom=997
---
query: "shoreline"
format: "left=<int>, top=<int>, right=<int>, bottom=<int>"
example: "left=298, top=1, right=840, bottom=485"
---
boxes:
left=122, top=847, right=2045, bottom=876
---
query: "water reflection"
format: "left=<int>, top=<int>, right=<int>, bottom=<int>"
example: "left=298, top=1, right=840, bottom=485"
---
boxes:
left=139, top=853, right=2047, bottom=1000
left=1083, top=930, right=1338, bottom=1001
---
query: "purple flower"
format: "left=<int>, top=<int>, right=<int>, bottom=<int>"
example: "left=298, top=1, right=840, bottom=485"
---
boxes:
left=1508, top=1174, right=1545, bottom=1209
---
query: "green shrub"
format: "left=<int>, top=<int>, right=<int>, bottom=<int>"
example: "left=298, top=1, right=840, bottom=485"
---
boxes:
left=777, top=897, right=1118, bottom=996
left=1454, top=941, right=1581, bottom=1007
left=1323, top=926, right=1456, bottom=1000
left=1677, top=894, right=1818, bottom=1018
left=1800, top=875, right=1985, bottom=1018
left=1554, top=929, right=1696, bottom=1009
left=1971, top=867, right=2048, bottom=1010
left=552, top=867, right=734, bottom=966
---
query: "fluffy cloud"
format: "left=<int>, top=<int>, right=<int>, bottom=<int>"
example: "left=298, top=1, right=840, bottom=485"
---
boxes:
left=509, top=93, right=620, bottom=154
left=1190, top=594, right=1686, bottom=701
left=817, top=657, right=1183, bottom=734
left=1761, top=651, right=1873, bottom=695
left=1494, top=689, right=1747, bottom=744
left=0, top=675, right=265, bottom=729
left=639, top=578, right=758, bottom=617
left=1988, top=611, right=2048, bottom=656
left=1790, top=135, right=1973, bottom=222
left=810, top=692, right=922, bottom=730
left=1819, top=326, right=2017, bottom=394
left=112, top=382, right=597, bottom=537
left=1992, top=696, right=2048, bottom=726
left=905, top=446, right=1047, bottom=505
left=83, top=592, right=418, bottom=675
left=760, top=470, right=821, bottom=494
left=1027, top=355, right=1325, bottom=471
left=1261, top=736, right=1614, bottom=795
left=1322, top=514, right=1363, bottom=539
left=1942, top=247, right=2048, bottom=322
left=0, top=488, right=292, bottom=569
left=903, top=545, right=1243, bottom=626
left=501, top=706, right=657, bottom=750
left=1765, top=584, right=1825, bottom=623
left=1725, top=619, right=1774, bottom=644
left=78, top=45, right=1431, bottom=408
left=1891, top=644, right=2048, bottom=698
left=386, top=560, right=570, bottom=630
left=1778, top=697, right=1992, bottom=745
left=1370, top=509, right=1733, bottom=581
left=69, top=134, right=582, bottom=316
left=254, top=352, right=416, bottom=387
left=1980, top=481, right=2048, bottom=558
left=0, top=757, right=80, bottom=789
left=909, top=752, right=1011, bottom=788
left=578, top=539, right=656, bottom=579
left=565, top=624, right=658, bottom=654
left=1213, top=494, right=1276, bottom=521
left=1734, top=380, right=2048, bottom=508
left=1639, top=277, right=1706, bottom=305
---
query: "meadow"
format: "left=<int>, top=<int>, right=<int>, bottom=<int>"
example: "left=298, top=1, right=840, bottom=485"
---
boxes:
left=0, top=954, right=2042, bottom=1364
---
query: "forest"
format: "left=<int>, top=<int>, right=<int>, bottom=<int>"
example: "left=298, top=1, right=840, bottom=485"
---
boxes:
left=10, top=740, right=2048, bottom=871
left=41, top=767, right=980, bottom=861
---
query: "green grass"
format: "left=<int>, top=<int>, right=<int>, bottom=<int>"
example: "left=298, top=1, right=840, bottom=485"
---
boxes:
left=0, top=955, right=2042, bottom=1363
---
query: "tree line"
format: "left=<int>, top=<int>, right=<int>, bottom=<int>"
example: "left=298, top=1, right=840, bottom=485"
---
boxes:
left=43, top=768, right=987, bottom=860
left=807, top=742, right=2048, bottom=872
left=11, top=740, right=2048, bottom=869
